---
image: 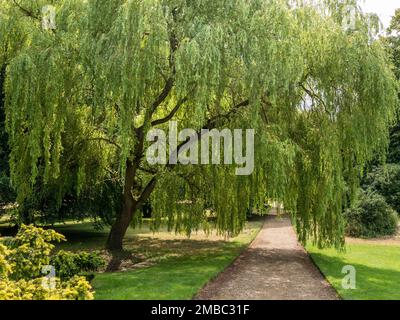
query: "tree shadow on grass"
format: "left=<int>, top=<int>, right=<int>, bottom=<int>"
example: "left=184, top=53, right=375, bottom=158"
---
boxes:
left=1, top=220, right=252, bottom=276
left=105, top=249, right=139, bottom=272
left=103, top=237, right=242, bottom=272
left=52, top=224, right=243, bottom=273
left=93, top=243, right=244, bottom=300
left=309, top=252, right=400, bottom=300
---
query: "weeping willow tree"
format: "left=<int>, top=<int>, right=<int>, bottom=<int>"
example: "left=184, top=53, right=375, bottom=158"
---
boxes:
left=0, top=0, right=123, bottom=223
left=0, top=0, right=397, bottom=250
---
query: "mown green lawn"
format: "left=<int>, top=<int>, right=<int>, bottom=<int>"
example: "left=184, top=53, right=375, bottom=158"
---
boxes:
left=307, top=243, right=400, bottom=300
left=51, top=218, right=264, bottom=300
left=93, top=245, right=244, bottom=300
left=0, top=217, right=263, bottom=300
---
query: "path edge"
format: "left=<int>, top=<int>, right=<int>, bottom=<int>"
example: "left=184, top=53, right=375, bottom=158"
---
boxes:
left=305, top=249, right=343, bottom=300
left=192, top=216, right=267, bottom=300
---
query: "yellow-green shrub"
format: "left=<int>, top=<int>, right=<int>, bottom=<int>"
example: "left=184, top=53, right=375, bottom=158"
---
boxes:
left=0, top=276, right=94, bottom=300
left=8, top=225, right=65, bottom=279
left=0, top=243, right=12, bottom=278
left=0, top=225, right=94, bottom=300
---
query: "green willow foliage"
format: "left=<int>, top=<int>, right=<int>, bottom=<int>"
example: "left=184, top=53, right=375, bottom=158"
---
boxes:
left=388, top=8, right=400, bottom=80
left=0, top=0, right=398, bottom=248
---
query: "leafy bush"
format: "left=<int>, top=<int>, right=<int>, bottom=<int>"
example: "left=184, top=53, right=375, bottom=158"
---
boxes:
left=6, top=225, right=66, bottom=280
left=51, top=250, right=105, bottom=280
left=75, top=251, right=105, bottom=273
left=363, top=164, right=400, bottom=214
left=0, top=243, right=12, bottom=278
left=345, top=191, right=398, bottom=238
left=0, top=225, right=94, bottom=300
left=0, top=275, right=93, bottom=300
left=50, top=251, right=80, bottom=281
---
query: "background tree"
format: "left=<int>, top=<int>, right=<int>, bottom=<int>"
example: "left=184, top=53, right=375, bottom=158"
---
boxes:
left=387, top=9, right=400, bottom=164
left=0, top=0, right=398, bottom=250
left=0, top=1, right=122, bottom=224
left=344, top=8, right=400, bottom=239
left=362, top=8, right=400, bottom=208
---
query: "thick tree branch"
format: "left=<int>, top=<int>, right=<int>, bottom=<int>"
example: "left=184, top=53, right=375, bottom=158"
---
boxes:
left=149, top=9, right=180, bottom=116
left=166, top=99, right=251, bottom=162
left=136, top=177, right=157, bottom=207
left=151, top=97, right=188, bottom=126
left=12, top=0, right=40, bottom=21
left=150, top=77, right=175, bottom=114
left=86, top=137, right=121, bottom=150
left=138, top=166, right=158, bottom=175
left=299, top=83, right=328, bottom=112
left=12, top=0, right=56, bottom=34
left=205, top=99, right=250, bottom=128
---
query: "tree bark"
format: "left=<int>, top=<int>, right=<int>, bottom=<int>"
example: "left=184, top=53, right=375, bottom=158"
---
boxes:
left=106, top=160, right=138, bottom=251
left=106, top=127, right=157, bottom=250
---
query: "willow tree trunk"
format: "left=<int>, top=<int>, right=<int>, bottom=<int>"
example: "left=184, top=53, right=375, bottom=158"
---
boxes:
left=106, top=161, right=138, bottom=251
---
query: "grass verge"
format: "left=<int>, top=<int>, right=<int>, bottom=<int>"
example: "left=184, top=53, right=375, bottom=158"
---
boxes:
left=307, top=243, right=400, bottom=300
left=51, top=218, right=264, bottom=300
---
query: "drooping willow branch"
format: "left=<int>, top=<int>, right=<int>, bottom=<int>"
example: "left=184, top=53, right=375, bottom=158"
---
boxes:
left=151, top=97, right=188, bottom=127
left=3, top=0, right=397, bottom=250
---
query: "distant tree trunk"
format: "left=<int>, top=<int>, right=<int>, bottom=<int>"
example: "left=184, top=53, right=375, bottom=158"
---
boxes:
left=19, top=208, right=35, bottom=225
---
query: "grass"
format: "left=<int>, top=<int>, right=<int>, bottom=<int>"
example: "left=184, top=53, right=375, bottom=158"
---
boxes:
left=50, top=218, right=264, bottom=300
left=307, top=243, right=400, bottom=300
left=3, top=213, right=400, bottom=300
left=93, top=244, right=245, bottom=300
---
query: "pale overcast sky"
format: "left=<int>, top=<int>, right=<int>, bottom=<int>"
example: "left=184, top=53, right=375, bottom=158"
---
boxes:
left=360, top=0, right=399, bottom=28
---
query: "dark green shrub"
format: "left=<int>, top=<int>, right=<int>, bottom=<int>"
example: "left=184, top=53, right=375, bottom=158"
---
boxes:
left=388, top=124, right=400, bottom=164
left=50, top=251, right=80, bottom=281
left=345, top=190, right=398, bottom=238
left=363, top=164, right=400, bottom=215
left=75, top=251, right=106, bottom=273
left=51, top=250, right=105, bottom=280
left=0, top=174, right=15, bottom=204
